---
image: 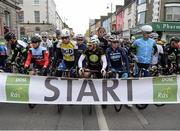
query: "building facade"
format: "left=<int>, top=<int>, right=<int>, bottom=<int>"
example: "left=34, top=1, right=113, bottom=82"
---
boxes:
left=0, top=0, right=21, bottom=37
left=18, top=0, right=58, bottom=38
left=123, top=0, right=136, bottom=39
left=131, top=0, right=180, bottom=42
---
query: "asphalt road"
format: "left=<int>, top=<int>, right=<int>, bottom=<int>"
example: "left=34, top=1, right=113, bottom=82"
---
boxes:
left=0, top=103, right=180, bottom=130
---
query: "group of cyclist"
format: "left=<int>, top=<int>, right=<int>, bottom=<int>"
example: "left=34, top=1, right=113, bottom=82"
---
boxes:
left=0, top=24, right=180, bottom=78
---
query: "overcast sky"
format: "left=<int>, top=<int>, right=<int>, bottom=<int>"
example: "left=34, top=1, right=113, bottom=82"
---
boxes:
left=54, top=0, right=124, bottom=34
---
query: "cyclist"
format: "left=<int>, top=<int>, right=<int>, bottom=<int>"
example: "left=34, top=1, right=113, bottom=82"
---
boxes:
left=53, top=28, right=78, bottom=76
left=150, top=33, right=164, bottom=66
left=164, top=37, right=180, bottom=74
left=0, top=37, right=8, bottom=68
left=106, top=35, right=129, bottom=78
left=40, top=32, right=53, bottom=57
left=76, top=34, right=87, bottom=59
left=78, top=35, right=107, bottom=78
left=4, top=32, right=28, bottom=64
left=96, top=27, right=109, bottom=51
left=24, top=35, right=49, bottom=76
left=130, top=25, right=157, bottom=77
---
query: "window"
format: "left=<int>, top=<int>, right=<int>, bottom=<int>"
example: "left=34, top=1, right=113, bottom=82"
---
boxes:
left=33, top=0, right=39, bottom=5
left=138, top=0, right=146, bottom=5
left=128, top=6, right=132, bottom=15
left=4, top=11, right=10, bottom=27
left=20, top=27, right=25, bottom=37
left=128, top=19, right=131, bottom=28
left=18, top=0, right=23, bottom=4
left=166, top=7, right=180, bottom=21
left=137, top=12, right=146, bottom=25
left=18, top=11, right=24, bottom=23
left=35, top=27, right=40, bottom=32
left=34, top=11, right=40, bottom=23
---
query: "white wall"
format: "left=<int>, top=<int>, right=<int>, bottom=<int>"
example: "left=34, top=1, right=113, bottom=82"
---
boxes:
left=19, top=0, right=56, bottom=25
left=123, top=2, right=136, bottom=35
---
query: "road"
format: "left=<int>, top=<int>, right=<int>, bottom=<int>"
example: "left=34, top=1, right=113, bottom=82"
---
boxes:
left=0, top=103, right=180, bottom=130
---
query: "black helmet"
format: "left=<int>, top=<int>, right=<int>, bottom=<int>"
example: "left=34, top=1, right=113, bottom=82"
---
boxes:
left=31, top=35, right=41, bottom=43
left=170, top=37, right=180, bottom=43
left=4, top=32, right=16, bottom=41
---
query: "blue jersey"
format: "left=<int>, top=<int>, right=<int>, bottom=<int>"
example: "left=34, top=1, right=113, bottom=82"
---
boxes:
left=77, top=43, right=87, bottom=59
left=132, top=38, right=156, bottom=64
left=106, top=47, right=129, bottom=71
left=0, top=44, right=7, bottom=56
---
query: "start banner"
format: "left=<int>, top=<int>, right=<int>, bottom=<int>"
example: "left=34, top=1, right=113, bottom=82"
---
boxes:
left=0, top=73, right=180, bottom=104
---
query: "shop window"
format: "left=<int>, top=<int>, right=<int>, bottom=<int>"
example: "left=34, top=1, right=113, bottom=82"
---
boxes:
left=166, top=6, right=180, bottom=21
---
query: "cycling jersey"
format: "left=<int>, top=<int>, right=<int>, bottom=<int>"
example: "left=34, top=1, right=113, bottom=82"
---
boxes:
left=164, top=44, right=180, bottom=70
left=106, top=47, right=129, bottom=71
left=77, top=43, right=87, bottom=59
left=132, top=38, right=157, bottom=64
left=11, top=40, right=28, bottom=62
left=40, top=39, right=53, bottom=48
left=24, top=46, right=49, bottom=68
left=0, top=43, right=8, bottom=67
left=56, top=41, right=78, bottom=61
left=82, top=46, right=105, bottom=70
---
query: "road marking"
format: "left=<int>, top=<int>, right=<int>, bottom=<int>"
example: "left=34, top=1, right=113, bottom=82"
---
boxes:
left=95, top=105, right=109, bottom=130
left=132, top=106, right=149, bottom=128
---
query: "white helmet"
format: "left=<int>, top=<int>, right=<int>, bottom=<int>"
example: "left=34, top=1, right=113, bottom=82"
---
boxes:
left=61, top=28, right=70, bottom=37
left=41, top=32, right=48, bottom=37
left=89, top=35, right=100, bottom=45
left=141, top=25, right=153, bottom=32
left=76, top=34, right=83, bottom=38
left=150, top=32, right=159, bottom=39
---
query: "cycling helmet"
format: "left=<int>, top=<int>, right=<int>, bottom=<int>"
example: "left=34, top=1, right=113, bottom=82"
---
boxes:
left=108, top=35, right=119, bottom=42
left=150, top=32, right=159, bottom=39
left=141, top=25, right=153, bottom=33
left=76, top=34, right=83, bottom=39
left=4, top=32, right=16, bottom=41
left=170, top=36, right=180, bottom=42
left=89, top=35, right=100, bottom=45
left=31, top=35, right=41, bottom=43
left=41, top=32, right=48, bottom=37
left=61, top=28, right=70, bottom=37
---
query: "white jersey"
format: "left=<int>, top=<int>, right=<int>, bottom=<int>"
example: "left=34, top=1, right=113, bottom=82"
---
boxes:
left=151, top=44, right=164, bottom=65
left=40, top=39, right=53, bottom=49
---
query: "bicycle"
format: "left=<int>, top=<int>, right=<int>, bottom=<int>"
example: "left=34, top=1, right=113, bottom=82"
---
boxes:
left=28, top=68, right=45, bottom=109
left=107, top=69, right=129, bottom=112
left=56, top=68, right=77, bottom=114
left=81, top=69, right=104, bottom=115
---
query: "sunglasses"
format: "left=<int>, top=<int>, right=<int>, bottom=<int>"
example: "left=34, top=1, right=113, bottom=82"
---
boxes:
left=77, top=39, right=83, bottom=41
left=62, top=37, right=68, bottom=39
left=144, top=32, right=152, bottom=34
left=42, top=37, right=47, bottom=38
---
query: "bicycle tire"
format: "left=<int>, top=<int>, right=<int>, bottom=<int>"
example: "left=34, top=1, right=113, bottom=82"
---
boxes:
left=135, top=104, right=148, bottom=110
left=57, top=105, right=63, bottom=113
left=114, top=105, right=122, bottom=112
left=89, top=105, right=92, bottom=115
left=28, top=104, right=36, bottom=109
left=155, top=104, right=165, bottom=107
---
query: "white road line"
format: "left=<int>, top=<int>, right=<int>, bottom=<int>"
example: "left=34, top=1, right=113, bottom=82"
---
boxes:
left=95, top=105, right=109, bottom=130
left=132, top=106, right=149, bottom=128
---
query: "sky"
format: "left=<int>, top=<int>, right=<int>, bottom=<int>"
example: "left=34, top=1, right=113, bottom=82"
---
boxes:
left=54, top=0, right=124, bottom=34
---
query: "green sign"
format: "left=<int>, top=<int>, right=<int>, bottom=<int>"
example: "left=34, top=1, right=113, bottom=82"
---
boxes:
left=6, top=75, right=30, bottom=101
left=152, top=22, right=180, bottom=32
left=153, top=76, right=177, bottom=102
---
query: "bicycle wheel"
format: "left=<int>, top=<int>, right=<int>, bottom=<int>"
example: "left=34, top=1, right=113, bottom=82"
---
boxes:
left=155, top=104, right=165, bottom=107
left=28, top=104, right=36, bottom=109
left=135, top=104, right=148, bottom=110
left=89, top=105, right=92, bottom=115
left=57, top=105, right=63, bottom=114
left=114, top=105, right=122, bottom=112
